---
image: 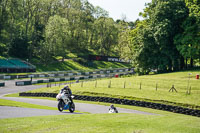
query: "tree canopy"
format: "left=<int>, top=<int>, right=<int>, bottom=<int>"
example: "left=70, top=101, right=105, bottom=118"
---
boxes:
left=0, top=0, right=199, bottom=72
left=121, top=0, right=200, bottom=73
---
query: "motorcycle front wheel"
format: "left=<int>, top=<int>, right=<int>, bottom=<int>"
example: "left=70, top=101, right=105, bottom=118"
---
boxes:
left=58, top=100, right=65, bottom=112
left=69, top=102, right=75, bottom=113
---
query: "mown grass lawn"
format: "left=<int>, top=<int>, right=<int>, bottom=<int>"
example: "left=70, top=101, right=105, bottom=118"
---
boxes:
left=29, top=70, right=200, bottom=108
left=2, top=94, right=200, bottom=133
left=0, top=99, right=57, bottom=110
left=0, top=112, right=200, bottom=133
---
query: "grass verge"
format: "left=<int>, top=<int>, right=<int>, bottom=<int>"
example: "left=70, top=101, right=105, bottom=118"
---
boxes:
left=0, top=112, right=200, bottom=133
left=0, top=99, right=57, bottom=110
left=2, top=94, right=200, bottom=132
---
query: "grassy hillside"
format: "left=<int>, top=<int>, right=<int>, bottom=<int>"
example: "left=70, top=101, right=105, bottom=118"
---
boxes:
left=30, top=70, right=200, bottom=109
left=35, top=59, right=131, bottom=72
left=30, top=55, right=131, bottom=72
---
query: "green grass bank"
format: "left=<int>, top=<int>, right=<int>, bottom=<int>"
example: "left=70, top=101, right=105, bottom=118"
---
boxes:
left=0, top=112, right=200, bottom=133
left=29, top=70, right=200, bottom=109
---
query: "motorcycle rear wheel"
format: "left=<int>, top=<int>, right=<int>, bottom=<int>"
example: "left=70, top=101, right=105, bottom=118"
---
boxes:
left=69, top=102, right=75, bottom=113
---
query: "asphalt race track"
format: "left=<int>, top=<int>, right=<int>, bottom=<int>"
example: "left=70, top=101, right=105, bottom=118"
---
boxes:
left=0, top=106, right=82, bottom=119
left=0, top=79, right=158, bottom=119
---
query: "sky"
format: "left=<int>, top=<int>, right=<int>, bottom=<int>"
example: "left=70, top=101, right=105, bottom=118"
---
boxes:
left=87, top=0, right=152, bottom=22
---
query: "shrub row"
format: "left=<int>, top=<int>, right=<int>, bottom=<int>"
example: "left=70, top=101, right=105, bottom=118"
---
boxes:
left=19, top=92, right=200, bottom=117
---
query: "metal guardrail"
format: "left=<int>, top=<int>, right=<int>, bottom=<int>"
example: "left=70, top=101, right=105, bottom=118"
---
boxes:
left=15, top=71, right=134, bottom=86
left=1, top=68, right=134, bottom=80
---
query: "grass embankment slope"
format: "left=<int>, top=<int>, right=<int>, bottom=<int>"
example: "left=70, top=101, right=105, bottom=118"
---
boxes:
left=32, top=53, right=131, bottom=72
left=36, top=60, right=131, bottom=72
left=1, top=53, right=131, bottom=74
left=30, top=70, right=200, bottom=109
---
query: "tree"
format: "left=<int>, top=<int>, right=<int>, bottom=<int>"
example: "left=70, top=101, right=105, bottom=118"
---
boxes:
left=184, top=0, right=200, bottom=66
left=116, top=20, right=132, bottom=60
left=93, top=17, right=118, bottom=55
left=128, top=20, right=160, bottom=74
left=128, top=0, right=189, bottom=73
left=9, top=36, right=29, bottom=58
left=174, top=16, right=200, bottom=67
left=45, top=15, right=72, bottom=61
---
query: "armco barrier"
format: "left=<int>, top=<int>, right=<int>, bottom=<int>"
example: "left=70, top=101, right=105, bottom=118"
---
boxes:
left=0, top=82, right=5, bottom=87
left=1, top=68, right=134, bottom=80
left=19, top=92, right=200, bottom=117
left=15, top=72, right=132, bottom=86
left=16, top=81, right=31, bottom=86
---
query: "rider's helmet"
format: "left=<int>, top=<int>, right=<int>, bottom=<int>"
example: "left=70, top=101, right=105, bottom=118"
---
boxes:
left=110, top=104, right=114, bottom=108
left=64, top=85, right=69, bottom=89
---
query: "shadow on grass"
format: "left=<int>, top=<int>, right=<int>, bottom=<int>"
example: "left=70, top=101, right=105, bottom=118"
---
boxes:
left=35, top=59, right=132, bottom=72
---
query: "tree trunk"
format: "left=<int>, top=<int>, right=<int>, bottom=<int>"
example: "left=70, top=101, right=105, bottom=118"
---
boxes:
left=180, top=56, right=185, bottom=70
left=190, top=57, right=193, bottom=68
left=185, top=58, right=188, bottom=69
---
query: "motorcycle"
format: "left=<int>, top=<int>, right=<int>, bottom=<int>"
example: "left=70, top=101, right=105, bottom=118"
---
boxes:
left=108, top=108, right=118, bottom=113
left=56, top=91, right=75, bottom=113
left=108, top=105, right=118, bottom=113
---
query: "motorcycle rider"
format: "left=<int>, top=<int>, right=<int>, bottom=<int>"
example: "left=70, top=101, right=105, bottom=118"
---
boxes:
left=60, top=85, right=73, bottom=102
left=109, top=104, right=118, bottom=113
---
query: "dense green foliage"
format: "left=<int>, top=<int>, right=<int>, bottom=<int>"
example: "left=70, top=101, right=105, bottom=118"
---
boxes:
left=0, top=0, right=199, bottom=73
left=0, top=0, right=132, bottom=64
left=121, top=0, right=200, bottom=74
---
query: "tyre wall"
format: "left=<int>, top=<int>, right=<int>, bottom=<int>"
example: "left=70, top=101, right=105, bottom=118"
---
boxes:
left=19, top=92, right=200, bottom=117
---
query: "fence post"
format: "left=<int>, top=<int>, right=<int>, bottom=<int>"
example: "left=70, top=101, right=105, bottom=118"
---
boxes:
left=189, top=86, right=191, bottom=94
left=108, top=80, right=111, bottom=88
left=95, top=80, right=97, bottom=88
left=156, top=83, right=158, bottom=91
left=124, top=81, right=126, bottom=88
